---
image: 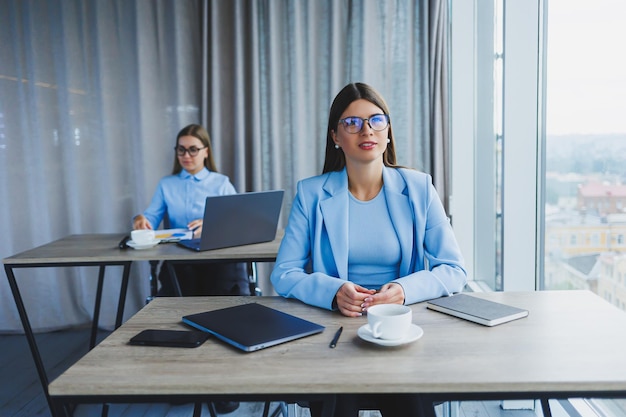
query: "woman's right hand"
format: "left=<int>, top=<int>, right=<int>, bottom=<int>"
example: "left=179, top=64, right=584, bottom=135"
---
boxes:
left=335, top=282, right=376, bottom=317
left=133, top=214, right=152, bottom=230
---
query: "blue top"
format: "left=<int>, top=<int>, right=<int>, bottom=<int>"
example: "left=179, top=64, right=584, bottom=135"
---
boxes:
left=141, top=168, right=236, bottom=229
left=347, top=191, right=401, bottom=288
left=270, top=166, right=467, bottom=310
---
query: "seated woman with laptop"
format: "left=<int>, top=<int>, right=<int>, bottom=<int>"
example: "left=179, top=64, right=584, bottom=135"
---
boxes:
left=132, top=123, right=248, bottom=414
left=132, top=123, right=251, bottom=298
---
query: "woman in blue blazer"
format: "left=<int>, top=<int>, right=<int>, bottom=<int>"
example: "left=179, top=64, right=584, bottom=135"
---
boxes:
left=270, top=83, right=467, bottom=417
left=271, top=83, right=466, bottom=316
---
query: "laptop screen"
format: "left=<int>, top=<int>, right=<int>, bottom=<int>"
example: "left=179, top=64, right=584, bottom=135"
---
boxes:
left=177, top=190, right=284, bottom=251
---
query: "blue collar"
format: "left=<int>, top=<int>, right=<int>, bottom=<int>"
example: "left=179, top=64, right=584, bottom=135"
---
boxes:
left=179, top=167, right=210, bottom=181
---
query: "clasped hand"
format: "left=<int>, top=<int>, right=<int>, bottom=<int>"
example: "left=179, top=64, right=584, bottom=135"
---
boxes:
left=335, top=282, right=405, bottom=317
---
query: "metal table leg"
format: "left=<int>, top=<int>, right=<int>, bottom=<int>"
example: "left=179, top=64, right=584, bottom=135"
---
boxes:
left=4, top=261, right=133, bottom=417
left=90, top=265, right=107, bottom=349
left=115, top=262, right=132, bottom=328
left=4, top=264, right=56, bottom=417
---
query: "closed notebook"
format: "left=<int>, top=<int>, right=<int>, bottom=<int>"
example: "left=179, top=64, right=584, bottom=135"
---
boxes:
left=182, top=302, right=325, bottom=352
left=426, top=293, right=529, bottom=326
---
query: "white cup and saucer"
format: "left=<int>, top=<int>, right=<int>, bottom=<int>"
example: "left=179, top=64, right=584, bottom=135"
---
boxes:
left=127, top=229, right=159, bottom=250
left=357, top=304, right=424, bottom=346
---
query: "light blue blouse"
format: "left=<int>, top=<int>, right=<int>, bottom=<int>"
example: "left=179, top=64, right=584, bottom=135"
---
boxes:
left=140, top=168, right=236, bottom=229
left=347, top=191, right=401, bottom=288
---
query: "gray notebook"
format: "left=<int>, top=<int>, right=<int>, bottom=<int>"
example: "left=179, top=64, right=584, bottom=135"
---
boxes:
left=177, top=190, right=284, bottom=251
left=182, top=303, right=325, bottom=352
left=426, top=293, right=529, bottom=326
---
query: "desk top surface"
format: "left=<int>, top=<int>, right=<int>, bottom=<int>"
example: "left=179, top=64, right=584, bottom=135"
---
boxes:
left=3, top=232, right=282, bottom=265
left=49, top=291, right=626, bottom=398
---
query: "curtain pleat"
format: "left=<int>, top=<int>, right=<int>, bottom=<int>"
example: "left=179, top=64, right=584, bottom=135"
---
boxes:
left=429, top=0, right=450, bottom=210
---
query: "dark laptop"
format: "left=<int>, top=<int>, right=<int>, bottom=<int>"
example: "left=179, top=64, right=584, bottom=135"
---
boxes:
left=182, top=303, right=325, bottom=352
left=177, top=190, right=284, bottom=251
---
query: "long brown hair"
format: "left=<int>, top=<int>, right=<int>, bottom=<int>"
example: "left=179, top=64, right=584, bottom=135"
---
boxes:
left=322, top=83, right=398, bottom=173
left=171, top=124, right=218, bottom=174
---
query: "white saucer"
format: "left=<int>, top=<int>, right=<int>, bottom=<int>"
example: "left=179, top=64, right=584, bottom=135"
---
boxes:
left=127, top=239, right=160, bottom=250
left=357, top=324, right=424, bottom=346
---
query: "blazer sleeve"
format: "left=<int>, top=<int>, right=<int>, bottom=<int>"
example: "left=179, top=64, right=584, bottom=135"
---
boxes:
left=270, top=181, right=346, bottom=310
left=394, top=173, right=467, bottom=304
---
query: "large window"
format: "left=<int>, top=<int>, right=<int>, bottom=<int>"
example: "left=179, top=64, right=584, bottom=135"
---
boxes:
left=451, top=0, right=626, bottom=304
left=543, top=0, right=626, bottom=312
left=451, top=1, right=626, bottom=414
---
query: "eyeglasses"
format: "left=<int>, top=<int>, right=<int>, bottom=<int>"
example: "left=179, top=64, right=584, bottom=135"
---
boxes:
left=338, top=114, right=390, bottom=134
left=174, top=145, right=206, bottom=156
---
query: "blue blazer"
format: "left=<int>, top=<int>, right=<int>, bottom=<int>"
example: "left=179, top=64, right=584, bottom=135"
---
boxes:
left=270, top=167, right=467, bottom=310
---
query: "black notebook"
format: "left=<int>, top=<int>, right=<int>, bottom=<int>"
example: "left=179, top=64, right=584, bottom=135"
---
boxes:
left=182, top=303, right=325, bottom=352
left=426, top=293, right=529, bottom=326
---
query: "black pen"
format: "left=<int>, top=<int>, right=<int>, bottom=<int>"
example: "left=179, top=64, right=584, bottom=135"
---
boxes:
left=329, top=326, right=343, bottom=348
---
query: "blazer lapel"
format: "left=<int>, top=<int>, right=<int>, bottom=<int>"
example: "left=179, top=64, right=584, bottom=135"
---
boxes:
left=382, top=168, right=414, bottom=275
left=320, top=170, right=349, bottom=279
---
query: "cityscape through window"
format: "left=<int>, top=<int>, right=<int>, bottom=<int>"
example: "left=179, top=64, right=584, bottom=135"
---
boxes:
left=543, top=0, right=626, bottom=311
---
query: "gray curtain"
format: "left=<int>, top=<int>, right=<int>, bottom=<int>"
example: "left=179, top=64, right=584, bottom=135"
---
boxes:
left=203, top=0, right=448, bottom=213
left=0, top=0, right=202, bottom=332
left=0, top=0, right=448, bottom=333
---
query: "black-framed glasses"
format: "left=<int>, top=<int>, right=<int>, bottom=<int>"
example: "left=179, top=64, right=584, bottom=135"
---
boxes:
left=338, top=114, right=390, bottom=134
left=174, top=145, right=206, bottom=156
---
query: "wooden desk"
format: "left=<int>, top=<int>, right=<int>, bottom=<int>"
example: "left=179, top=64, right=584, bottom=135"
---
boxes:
left=48, top=291, right=626, bottom=417
left=3, top=232, right=282, bottom=417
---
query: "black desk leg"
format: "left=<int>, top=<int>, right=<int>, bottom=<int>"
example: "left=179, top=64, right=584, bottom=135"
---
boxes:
left=90, top=265, right=107, bottom=350
left=540, top=397, right=553, bottom=417
left=4, top=265, right=58, bottom=417
left=195, top=402, right=207, bottom=417
left=167, top=262, right=183, bottom=297
left=148, top=260, right=159, bottom=302
left=419, top=395, right=438, bottom=417
left=262, top=401, right=271, bottom=417
left=114, top=262, right=132, bottom=328
left=50, top=398, right=73, bottom=417
left=320, top=395, right=336, bottom=417
left=91, top=262, right=131, bottom=343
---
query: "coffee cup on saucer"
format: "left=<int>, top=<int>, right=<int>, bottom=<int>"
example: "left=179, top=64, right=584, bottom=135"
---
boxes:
left=130, top=229, right=156, bottom=245
left=366, top=304, right=412, bottom=340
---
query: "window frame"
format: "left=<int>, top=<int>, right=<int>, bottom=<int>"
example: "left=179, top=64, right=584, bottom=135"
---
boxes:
left=450, top=0, right=547, bottom=291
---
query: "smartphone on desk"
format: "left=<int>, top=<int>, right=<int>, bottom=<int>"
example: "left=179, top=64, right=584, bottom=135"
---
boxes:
left=129, top=329, right=209, bottom=348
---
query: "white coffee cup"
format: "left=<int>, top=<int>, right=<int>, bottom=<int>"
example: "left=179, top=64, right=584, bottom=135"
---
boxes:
left=131, top=229, right=156, bottom=244
left=366, top=304, right=412, bottom=340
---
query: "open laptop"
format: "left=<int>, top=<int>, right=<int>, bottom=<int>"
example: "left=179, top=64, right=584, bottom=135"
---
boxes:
left=177, top=190, right=284, bottom=251
left=182, top=302, right=325, bottom=352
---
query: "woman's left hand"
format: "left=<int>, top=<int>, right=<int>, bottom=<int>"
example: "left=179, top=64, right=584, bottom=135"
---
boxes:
left=361, top=283, right=405, bottom=311
left=187, top=219, right=203, bottom=238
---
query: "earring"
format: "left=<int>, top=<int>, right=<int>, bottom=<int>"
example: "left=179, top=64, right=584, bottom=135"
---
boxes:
left=387, top=138, right=391, bottom=143
left=335, top=144, right=340, bottom=149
